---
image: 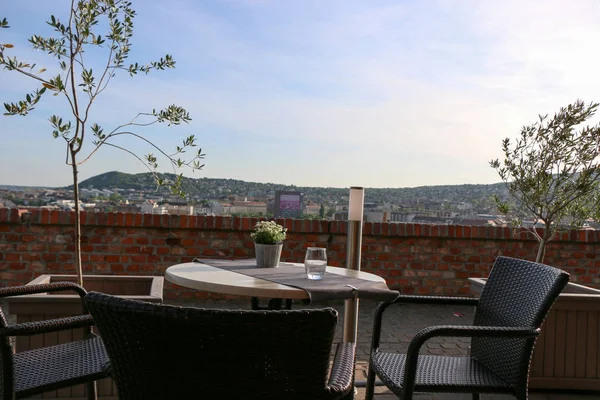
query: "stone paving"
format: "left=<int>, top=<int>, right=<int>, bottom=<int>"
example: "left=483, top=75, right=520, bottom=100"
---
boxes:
left=167, top=297, right=600, bottom=400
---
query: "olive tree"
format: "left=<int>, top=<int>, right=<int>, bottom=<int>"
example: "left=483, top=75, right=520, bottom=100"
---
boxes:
left=490, top=100, right=600, bottom=262
left=0, top=1, right=204, bottom=286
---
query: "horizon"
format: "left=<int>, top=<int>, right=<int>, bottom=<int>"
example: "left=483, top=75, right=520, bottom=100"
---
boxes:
left=2, top=1, right=600, bottom=188
left=0, top=169, right=507, bottom=191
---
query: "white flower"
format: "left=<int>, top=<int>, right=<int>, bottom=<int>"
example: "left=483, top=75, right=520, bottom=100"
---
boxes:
left=251, top=221, right=287, bottom=244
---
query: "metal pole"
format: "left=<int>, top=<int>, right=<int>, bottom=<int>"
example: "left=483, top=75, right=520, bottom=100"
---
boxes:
left=343, top=219, right=363, bottom=342
left=343, top=186, right=364, bottom=343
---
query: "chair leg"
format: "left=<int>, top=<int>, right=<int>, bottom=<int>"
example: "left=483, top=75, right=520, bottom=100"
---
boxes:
left=365, top=362, right=376, bottom=400
left=86, top=380, right=98, bottom=400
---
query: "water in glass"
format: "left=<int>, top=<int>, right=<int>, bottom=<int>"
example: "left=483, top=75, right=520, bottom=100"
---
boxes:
left=304, top=247, right=327, bottom=280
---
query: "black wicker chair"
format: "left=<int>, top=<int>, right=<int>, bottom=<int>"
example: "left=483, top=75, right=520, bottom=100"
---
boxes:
left=365, top=256, right=570, bottom=400
left=0, top=282, right=109, bottom=400
left=85, top=291, right=356, bottom=400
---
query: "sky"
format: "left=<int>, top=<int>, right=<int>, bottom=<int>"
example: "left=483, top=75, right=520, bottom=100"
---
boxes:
left=1, top=0, right=600, bottom=189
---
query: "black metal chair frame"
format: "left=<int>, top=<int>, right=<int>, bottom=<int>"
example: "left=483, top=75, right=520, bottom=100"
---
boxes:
left=0, top=282, right=109, bottom=400
left=365, top=256, right=570, bottom=400
left=86, top=291, right=356, bottom=400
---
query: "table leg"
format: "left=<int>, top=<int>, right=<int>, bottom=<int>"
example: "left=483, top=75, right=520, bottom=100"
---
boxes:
left=251, top=297, right=293, bottom=310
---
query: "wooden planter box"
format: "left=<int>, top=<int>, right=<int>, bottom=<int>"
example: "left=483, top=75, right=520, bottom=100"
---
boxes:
left=469, top=278, right=600, bottom=391
left=7, top=274, right=164, bottom=400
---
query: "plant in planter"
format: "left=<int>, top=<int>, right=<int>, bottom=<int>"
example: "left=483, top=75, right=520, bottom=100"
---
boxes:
left=489, top=100, right=600, bottom=263
left=251, top=221, right=287, bottom=267
left=0, top=1, right=204, bottom=287
left=1, top=4, right=202, bottom=397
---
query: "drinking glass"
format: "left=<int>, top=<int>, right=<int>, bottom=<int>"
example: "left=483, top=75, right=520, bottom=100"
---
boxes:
left=304, top=247, right=327, bottom=280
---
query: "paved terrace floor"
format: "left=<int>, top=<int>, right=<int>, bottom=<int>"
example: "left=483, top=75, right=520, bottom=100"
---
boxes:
left=168, top=297, right=599, bottom=400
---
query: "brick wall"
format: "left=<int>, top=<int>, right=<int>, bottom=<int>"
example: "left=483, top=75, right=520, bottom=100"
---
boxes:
left=1, top=208, right=599, bottom=300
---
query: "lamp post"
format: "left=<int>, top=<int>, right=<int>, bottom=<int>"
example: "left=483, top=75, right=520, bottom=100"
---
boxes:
left=343, top=186, right=364, bottom=342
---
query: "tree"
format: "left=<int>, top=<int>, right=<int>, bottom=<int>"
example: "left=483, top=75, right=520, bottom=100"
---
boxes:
left=319, top=203, right=325, bottom=219
left=0, top=2, right=204, bottom=286
left=490, top=100, right=600, bottom=262
left=108, top=192, right=123, bottom=203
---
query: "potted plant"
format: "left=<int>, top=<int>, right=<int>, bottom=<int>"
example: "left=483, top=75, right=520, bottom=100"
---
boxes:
left=1, top=3, right=203, bottom=398
left=1, top=2, right=204, bottom=289
left=251, top=221, right=287, bottom=267
left=490, top=100, right=600, bottom=263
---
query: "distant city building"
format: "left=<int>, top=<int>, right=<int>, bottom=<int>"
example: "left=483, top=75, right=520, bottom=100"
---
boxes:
left=364, top=210, right=385, bottom=222
left=274, top=191, right=303, bottom=218
left=303, top=203, right=320, bottom=216
left=0, top=199, right=16, bottom=208
left=232, top=199, right=267, bottom=215
left=389, top=212, right=414, bottom=222
left=208, top=200, right=223, bottom=215
left=113, top=204, right=141, bottom=213
left=333, top=212, right=347, bottom=221
left=140, top=202, right=193, bottom=215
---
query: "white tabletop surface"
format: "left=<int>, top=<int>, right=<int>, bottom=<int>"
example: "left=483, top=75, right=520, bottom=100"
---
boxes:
left=165, top=260, right=386, bottom=300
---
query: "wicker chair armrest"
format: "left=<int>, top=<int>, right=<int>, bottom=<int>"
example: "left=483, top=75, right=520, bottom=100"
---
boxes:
left=0, top=314, right=96, bottom=337
left=0, top=282, right=87, bottom=299
left=410, top=324, right=540, bottom=347
left=370, top=295, right=479, bottom=351
left=396, top=324, right=540, bottom=396
left=389, top=295, right=479, bottom=306
left=327, top=342, right=355, bottom=398
left=102, top=360, right=113, bottom=377
left=406, top=325, right=540, bottom=358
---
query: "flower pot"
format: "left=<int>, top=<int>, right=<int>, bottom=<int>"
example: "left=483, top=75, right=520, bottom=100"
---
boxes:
left=254, top=243, right=283, bottom=267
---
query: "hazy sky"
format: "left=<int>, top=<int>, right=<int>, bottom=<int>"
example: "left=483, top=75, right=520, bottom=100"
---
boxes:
left=2, top=0, right=600, bottom=189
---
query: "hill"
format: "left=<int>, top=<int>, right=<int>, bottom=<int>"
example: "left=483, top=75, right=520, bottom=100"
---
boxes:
left=74, top=171, right=508, bottom=213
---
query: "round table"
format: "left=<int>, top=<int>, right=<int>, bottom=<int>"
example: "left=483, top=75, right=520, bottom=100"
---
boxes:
left=165, top=260, right=387, bottom=300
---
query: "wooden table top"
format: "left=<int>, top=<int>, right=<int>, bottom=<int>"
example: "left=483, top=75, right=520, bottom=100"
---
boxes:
left=165, top=260, right=386, bottom=300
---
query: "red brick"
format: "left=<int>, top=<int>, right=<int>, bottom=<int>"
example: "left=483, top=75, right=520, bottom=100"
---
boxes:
left=448, top=225, right=455, bottom=237
left=135, top=237, right=149, bottom=245
left=21, top=253, right=41, bottom=261
left=125, top=213, right=134, bottom=227
left=9, top=262, right=26, bottom=270
left=1, top=210, right=599, bottom=296
left=186, top=248, right=201, bottom=256
left=41, top=209, right=50, bottom=224
left=203, top=248, right=217, bottom=256
left=5, top=253, right=20, bottom=261
left=110, top=264, right=126, bottom=273
left=157, top=247, right=170, bottom=255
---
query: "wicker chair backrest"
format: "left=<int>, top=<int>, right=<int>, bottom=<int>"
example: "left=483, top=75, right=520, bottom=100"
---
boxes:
left=0, top=305, right=10, bottom=400
left=472, top=256, right=569, bottom=389
left=85, top=292, right=339, bottom=400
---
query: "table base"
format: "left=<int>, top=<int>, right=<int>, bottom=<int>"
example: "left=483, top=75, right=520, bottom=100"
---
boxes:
left=250, top=297, right=293, bottom=310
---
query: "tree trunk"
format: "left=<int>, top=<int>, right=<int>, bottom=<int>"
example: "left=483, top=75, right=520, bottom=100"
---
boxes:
left=71, top=149, right=83, bottom=287
left=535, top=230, right=552, bottom=263
left=535, top=240, right=546, bottom=263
